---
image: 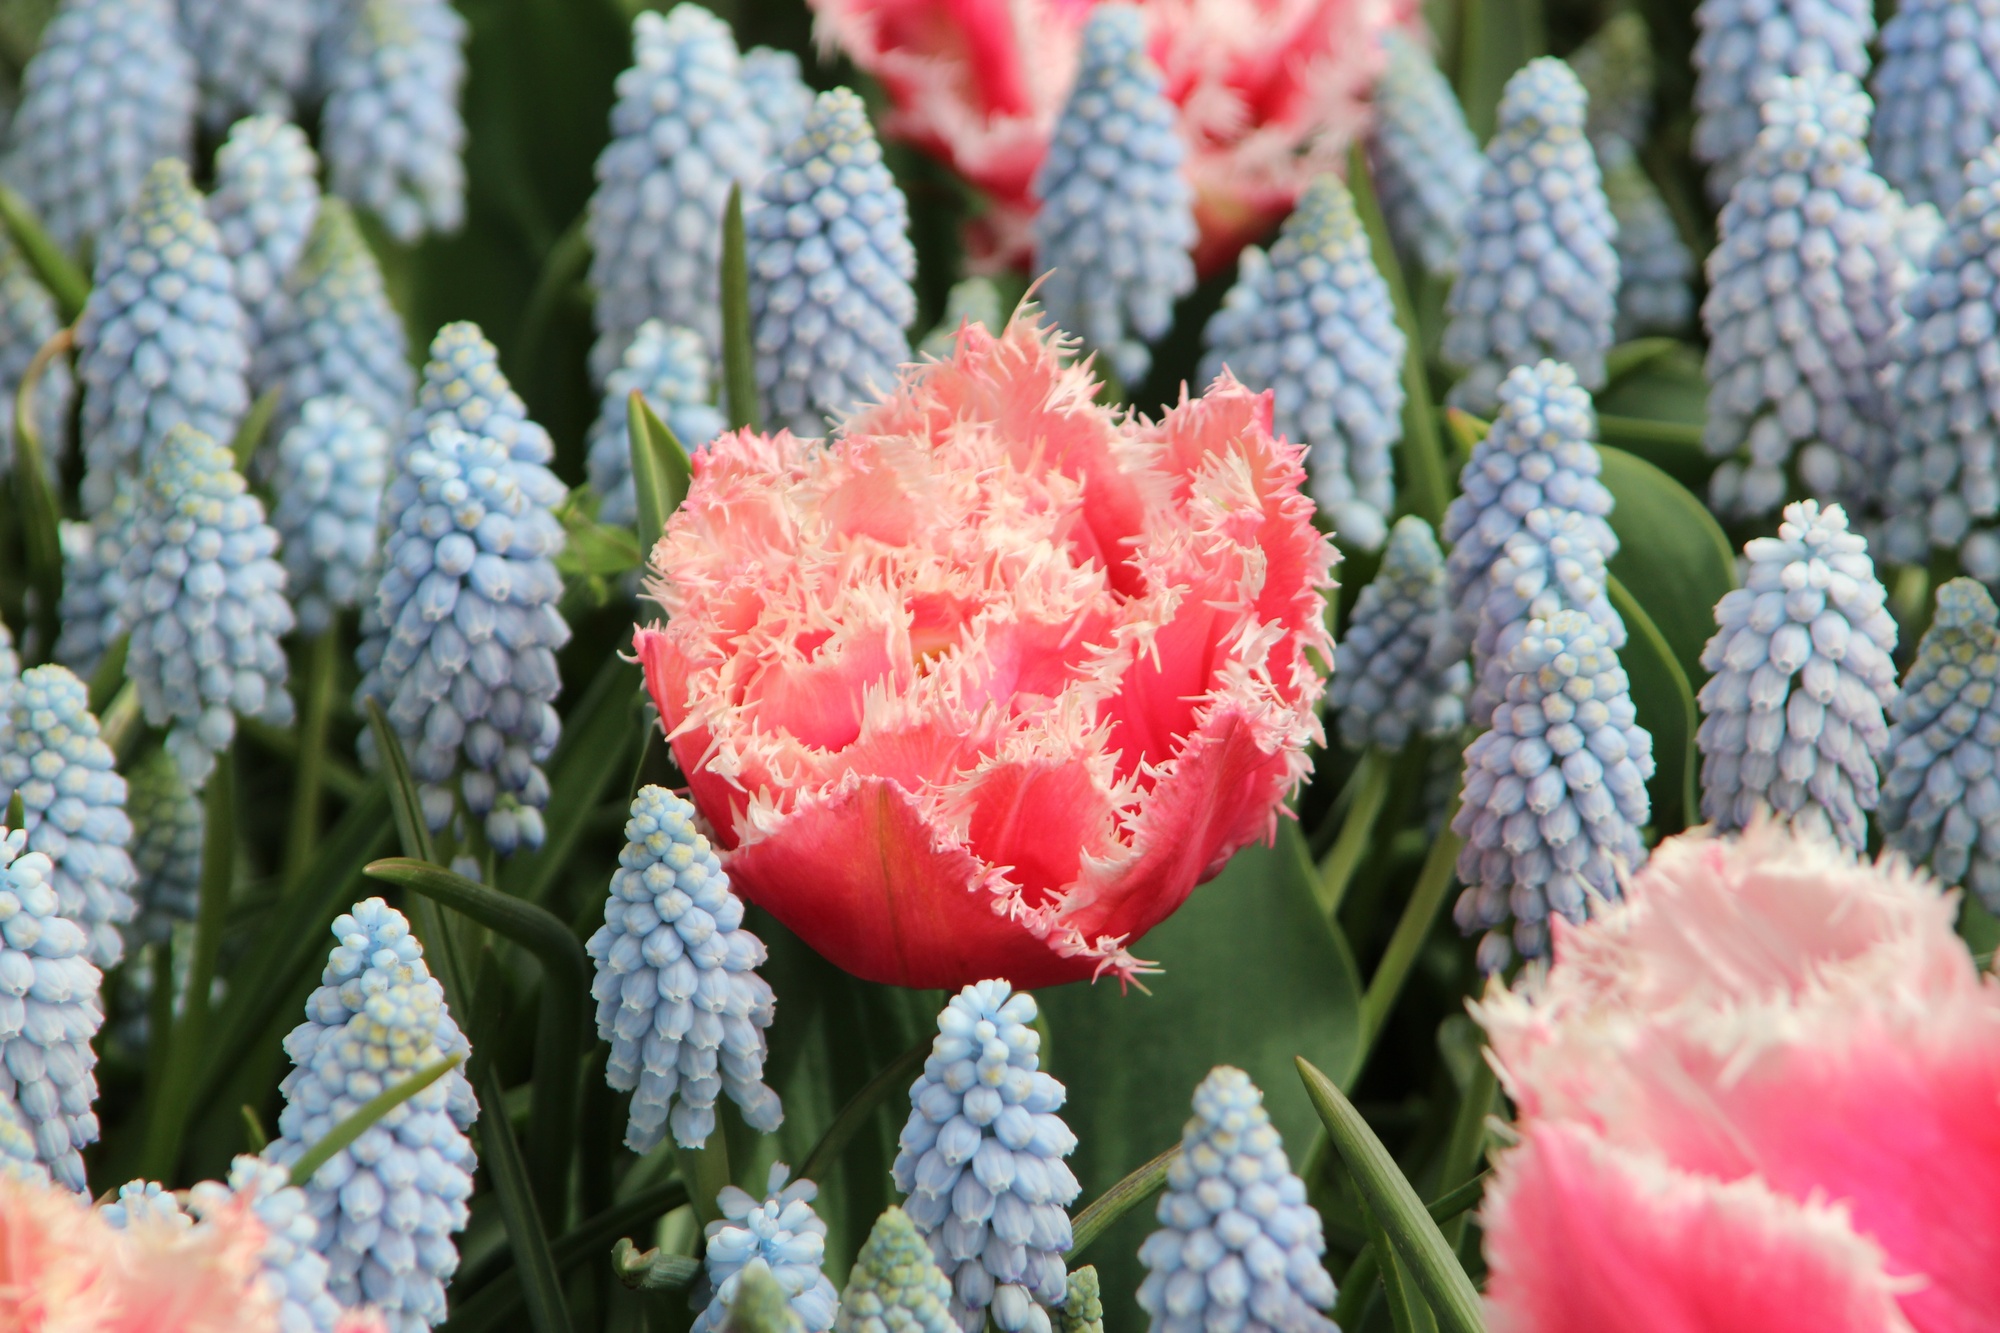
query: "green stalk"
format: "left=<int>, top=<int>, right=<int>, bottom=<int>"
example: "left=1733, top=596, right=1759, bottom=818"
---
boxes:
left=0, top=185, right=89, bottom=318
left=285, top=629, right=339, bottom=883
left=12, top=326, right=71, bottom=655
left=677, top=1134, right=733, bottom=1227
left=1315, top=748, right=1391, bottom=918
left=1358, top=804, right=1463, bottom=1062
left=720, top=184, right=759, bottom=432
left=1069, top=1143, right=1179, bottom=1259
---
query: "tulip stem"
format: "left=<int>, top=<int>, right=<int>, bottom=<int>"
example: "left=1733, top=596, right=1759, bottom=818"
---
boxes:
left=1358, top=803, right=1462, bottom=1062
left=1316, top=749, right=1392, bottom=918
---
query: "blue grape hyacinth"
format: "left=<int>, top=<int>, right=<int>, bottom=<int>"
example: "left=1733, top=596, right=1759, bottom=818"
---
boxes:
left=1328, top=516, right=1469, bottom=751
left=1692, top=0, right=1874, bottom=202
left=743, top=46, right=816, bottom=158
left=1599, top=138, right=1695, bottom=339
left=586, top=320, right=724, bottom=528
left=264, top=898, right=477, bottom=1333
left=320, top=0, right=467, bottom=243
left=893, top=980, right=1079, bottom=1333
left=1873, top=0, right=2000, bottom=213
left=101, top=1178, right=186, bottom=1228
left=1696, top=500, right=1898, bottom=851
left=181, top=0, right=314, bottom=130
left=1442, top=58, right=1618, bottom=413
left=188, top=1155, right=353, bottom=1333
left=1454, top=609, right=1654, bottom=971
left=587, top=785, right=781, bottom=1153
left=1200, top=175, right=1404, bottom=550
left=693, top=1164, right=838, bottom=1333
left=1570, top=12, right=1656, bottom=152
left=1467, top=507, right=1626, bottom=728
left=836, top=1207, right=958, bottom=1333
left=0, top=0, right=196, bottom=256
left=746, top=87, right=917, bottom=435
left=1368, top=30, right=1481, bottom=275
left=1031, top=5, right=1195, bottom=386
left=271, top=395, right=391, bottom=635
left=0, top=664, right=137, bottom=969
left=52, top=481, right=138, bottom=676
left=0, top=1095, right=48, bottom=1185
left=0, top=238, right=73, bottom=482
left=208, top=114, right=322, bottom=355
left=1135, top=1067, right=1335, bottom=1333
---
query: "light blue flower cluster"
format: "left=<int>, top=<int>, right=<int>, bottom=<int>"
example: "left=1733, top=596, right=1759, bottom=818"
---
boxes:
left=265, top=898, right=477, bottom=1333
left=126, top=746, right=202, bottom=946
left=1692, top=0, right=1874, bottom=202
left=189, top=1155, right=352, bottom=1333
left=0, top=239, right=72, bottom=481
left=1872, top=0, right=2000, bottom=213
left=1696, top=500, right=1898, bottom=851
left=1454, top=609, right=1653, bottom=971
left=694, top=1164, right=838, bottom=1333
left=1328, top=516, right=1469, bottom=751
left=1368, top=30, right=1481, bottom=275
left=1880, top=578, right=2000, bottom=910
left=0, top=825, right=102, bottom=1193
left=0, top=664, right=137, bottom=969
left=836, top=1207, right=958, bottom=1333
left=75, top=158, right=251, bottom=519
left=588, top=4, right=771, bottom=380
left=1598, top=139, right=1695, bottom=339
left=587, top=785, right=780, bottom=1152
left=743, top=46, right=816, bottom=157
left=0, top=1096, right=48, bottom=1185
left=1701, top=72, right=1907, bottom=520
left=121, top=424, right=295, bottom=788
left=0, top=0, right=196, bottom=256
left=101, top=1177, right=186, bottom=1227
left=52, top=482, right=137, bottom=675
left=1570, top=12, right=1655, bottom=152
left=181, top=0, right=314, bottom=130
left=1200, top=175, right=1404, bottom=550
left=1135, top=1066, right=1335, bottom=1333
left=320, top=0, right=467, bottom=243
left=271, top=395, right=391, bottom=635
left=586, top=320, right=724, bottom=528
left=894, top=980, right=1079, bottom=1333
left=747, top=87, right=917, bottom=435
left=1442, top=58, right=1618, bottom=413
left=208, top=115, right=321, bottom=355
left=1467, top=507, right=1626, bottom=728
left=1031, top=5, right=1194, bottom=386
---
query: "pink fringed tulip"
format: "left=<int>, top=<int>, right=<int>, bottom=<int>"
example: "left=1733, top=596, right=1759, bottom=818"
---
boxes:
left=1475, top=821, right=2000, bottom=1333
left=633, top=315, right=1335, bottom=988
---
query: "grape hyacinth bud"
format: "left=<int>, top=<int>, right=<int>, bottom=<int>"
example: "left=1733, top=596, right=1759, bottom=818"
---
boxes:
left=122, top=424, right=295, bottom=788
left=1135, top=1067, right=1335, bottom=1333
left=585, top=320, right=723, bottom=528
left=51, top=481, right=138, bottom=675
left=1701, top=72, right=1907, bottom=520
left=1692, top=0, right=1874, bottom=202
left=0, top=1095, right=49, bottom=1185
left=0, top=665, right=137, bottom=969
left=320, top=0, right=467, bottom=243
left=1600, top=138, right=1694, bottom=339
left=0, top=239, right=72, bottom=482
left=181, top=0, right=314, bottom=130
left=264, top=898, right=477, bottom=1333
left=126, top=746, right=202, bottom=947
left=1059, top=1268, right=1102, bottom=1333
left=893, top=980, right=1079, bottom=1333
left=1696, top=500, right=1898, bottom=851
left=1570, top=12, right=1657, bottom=153
left=1467, top=507, right=1626, bottom=729
left=835, top=1207, right=957, bottom=1333
left=1031, top=6, right=1195, bottom=386
left=1454, top=609, right=1654, bottom=970
left=188, top=1155, right=352, bottom=1333
left=271, top=395, right=391, bottom=635
left=693, top=1164, right=838, bottom=1333
left=1367, top=30, right=1481, bottom=275
left=208, top=115, right=322, bottom=354
left=1199, top=174, right=1405, bottom=549
left=101, top=1178, right=187, bottom=1228
left=0, top=825, right=103, bottom=1193
left=1328, top=516, right=1469, bottom=751
left=1442, top=59, right=1618, bottom=413
left=587, top=4, right=770, bottom=379
left=586, top=785, right=780, bottom=1152
left=746, top=87, right=917, bottom=435
left=75, top=158, right=251, bottom=519
left=0, top=0, right=196, bottom=256
left=743, top=46, right=816, bottom=157
left=1872, top=0, right=2000, bottom=213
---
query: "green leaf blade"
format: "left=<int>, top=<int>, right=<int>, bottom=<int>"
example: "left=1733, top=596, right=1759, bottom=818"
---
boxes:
left=289, top=1053, right=465, bottom=1186
left=721, top=184, right=759, bottom=433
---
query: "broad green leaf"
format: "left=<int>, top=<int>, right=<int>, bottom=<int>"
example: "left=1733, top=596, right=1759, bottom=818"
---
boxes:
left=626, top=389, right=693, bottom=561
left=1595, top=343, right=1712, bottom=492
left=289, top=1053, right=463, bottom=1185
left=476, top=1065, right=575, bottom=1333
left=721, top=184, right=759, bottom=432
left=1608, top=574, right=1701, bottom=833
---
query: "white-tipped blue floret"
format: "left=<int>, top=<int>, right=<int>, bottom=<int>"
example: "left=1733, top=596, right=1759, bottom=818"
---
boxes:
left=0, top=665, right=137, bottom=969
left=1692, top=0, right=1874, bottom=202
left=1872, top=0, right=2000, bottom=213
left=1031, top=6, right=1194, bottom=386
left=1200, top=175, right=1404, bottom=549
left=52, top=481, right=139, bottom=675
left=0, top=825, right=103, bottom=1192
left=181, top=0, right=315, bottom=130
left=1696, top=500, right=1898, bottom=851
left=0, top=238, right=72, bottom=482
left=0, top=0, right=196, bottom=256
left=587, top=785, right=780, bottom=1153
left=101, top=1178, right=188, bottom=1227
left=836, top=1207, right=959, bottom=1333
left=208, top=115, right=322, bottom=355
left=1329, top=516, right=1469, bottom=750
left=0, top=1095, right=49, bottom=1185
left=586, top=320, right=724, bottom=527
left=1453, top=609, right=1654, bottom=971
left=1134, top=1067, right=1335, bottom=1333
left=1701, top=72, right=1909, bottom=520
left=587, top=5, right=771, bottom=380
left=1599, top=138, right=1694, bottom=339
left=1467, top=507, right=1626, bottom=729
left=1433, top=361, right=1616, bottom=671
left=75, top=158, right=251, bottom=519
left=743, top=46, right=816, bottom=159
left=747, top=87, right=916, bottom=435
left=1442, top=59, right=1619, bottom=413
left=264, top=898, right=477, bottom=1333
left=1369, top=30, right=1481, bottom=274
left=188, top=1155, right=352, bottom=1333
left=126, top=746, right=202, bottom=946
left=120, top=424, right=295, bottom=789
left=693, top=1163, right=837, bottom=1333
left=320, top=0, right=466, bottom=244
left=271, top=395, right=391, bottom=635
left=893, top=981, right=1079, bottom=1333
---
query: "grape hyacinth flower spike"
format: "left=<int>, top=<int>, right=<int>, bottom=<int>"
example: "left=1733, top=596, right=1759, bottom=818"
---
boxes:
left=693, top=1163, right=838, bottom=1333
left=585, top=320, right=724, bottom=528
left=1135, top=1067, right=1336, bottom=1333
left=1199, top=174, right=1404, bottom=550
left=835, top=1207, right=957, bottom=1333
left=0, top=1096, right=49, bottom=1186
left=126, top=745, right=203, bottom=949
left=742, top=46, right=816, bottom=165
left=0, top=238, right=73, bottom=482
left=1367, top=30, right=1482, bottom=275
left=746, top=86, right=917, bottom=435
left=187, top=1156, right=354, bottom=1333
left=320, top=0, right=468, bottom=243
left=181, top=0, right=314, bottom=130
left=1872, top=0, right=2000, bottom=212
left=1696, top=500, right=1898, bottom=851
left=1692, top=0, right=1874, bottom=202
left=1031, top=5, right=1195, bottom=386
left=1060, top=1269, right=1103, bottom=1333
left=893, top=980, right=1079, bottom=1333
left=1328, top=516, right=1469, bottom=751
left=586, top=785, right=780, bottom=1152
left=208, top=114, right=322, bottom=355
left=270, top=395, right=391, bottom=636
left=1466, top=507, right=1626, bottom=729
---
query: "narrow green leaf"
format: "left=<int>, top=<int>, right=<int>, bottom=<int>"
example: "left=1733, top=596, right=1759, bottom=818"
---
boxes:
left=476, top=1065, right=576, bottom=1333
left=1351, top=1168, right=1437, bottom=1333
left=230, top=385, right=283, bottom=471
left=721, top=184, right=760, bottom=432
left=502, top=657, right=641, bottom=907
left=4, top=792, right=21, bottom=828
left=97, top=684, right=142, bottom=761
left=611, top=1239, right=703, bottom=1292
left=0, top=185, right=90, bottom=318
left=1297, top=1058, right=1487, bottom=1333
left=363, top=699, right=437, bottom=864
left=1315, top=748, right=1392, bottom=918
left=86, top=635, right=129, bottom=715
left=627, top=390, right=692, bottom=561
left=1069, top=1144, right=1178, bottom=1260
left=240, top=1105, right=268, bottom=1154
left=1607, top=573, right=1702, bottom=833
left=1335, top=1172, right=1492, bottom=1328
left=364, top=858, right=588, bottom=986
left=289, top=1053, right=464, bottom=1185
left=285, top=629, right=340, bottom=882
left=1456, top=0, right=1545, bottom=140
left=12, top=326, right=71, bottom=652
left=1357, top=804, right=1462, bottom=1061
left=1602, top=338, right=1683, bottom=384
left=796, top=1038, right=929, bottom=1186
left=1443, top=408, right=1488, bottom=458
